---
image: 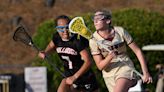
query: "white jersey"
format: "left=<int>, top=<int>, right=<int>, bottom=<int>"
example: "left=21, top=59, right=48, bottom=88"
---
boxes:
left=89, top=26, right=135, bottom=78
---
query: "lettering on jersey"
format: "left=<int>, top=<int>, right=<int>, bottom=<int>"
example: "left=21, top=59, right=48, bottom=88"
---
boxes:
left=56, top=47, right=77, bottom=55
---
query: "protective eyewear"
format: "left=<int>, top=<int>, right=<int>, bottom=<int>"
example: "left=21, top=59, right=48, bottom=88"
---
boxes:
left=92, top=14, right=106, bottom=21
left=56, top=25, right=69, bottom=32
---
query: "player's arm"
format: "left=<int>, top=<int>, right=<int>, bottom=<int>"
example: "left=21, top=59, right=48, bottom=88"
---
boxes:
left=73, top=49, right=92, bottom=79
left=89, top=38, right=116, bottom=70
left=44, top=40, right=56, bottom=54
left=92, top=52, right=116, bottom=70
left=128, top=41, right=152, bottom=83
left=66, top=49, right=92, bottom=85
left=38, top=40, right=56, bottom=59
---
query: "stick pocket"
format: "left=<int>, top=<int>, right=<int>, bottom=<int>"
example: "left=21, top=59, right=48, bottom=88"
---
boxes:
left=69, top=17, right=92, bottom=39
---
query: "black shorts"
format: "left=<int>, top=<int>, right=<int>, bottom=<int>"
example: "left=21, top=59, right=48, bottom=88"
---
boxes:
left=65, top=70, right=99, bottom=92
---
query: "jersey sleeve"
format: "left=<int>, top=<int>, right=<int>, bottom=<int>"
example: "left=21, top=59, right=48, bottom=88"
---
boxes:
left=52, top=33, right=60, bottom=45
left=89, top=38, right=101, bottom=55
left=122, top=29, right=133, bottom=45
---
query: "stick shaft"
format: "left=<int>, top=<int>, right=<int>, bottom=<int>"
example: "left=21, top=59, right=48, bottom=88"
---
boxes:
left=31, top=44, right=66, bottom=78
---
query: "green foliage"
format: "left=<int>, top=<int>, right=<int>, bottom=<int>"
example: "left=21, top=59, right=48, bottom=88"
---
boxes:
left=33, top=19, right=55, bottom=49
left=112, top=9, right=164, bottom=45
left=32, top=9, right=164, bottom=92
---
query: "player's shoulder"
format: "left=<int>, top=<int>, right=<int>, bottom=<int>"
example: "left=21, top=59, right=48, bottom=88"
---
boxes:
left=114, top=26, right=124, bottom=32
left=92, top=31, right=100, bottom=39
left=113, top=26, right=126, bottom=36
left=92, top=31, right=98, bottom=36
left=52, top=33, right=61, bottom=43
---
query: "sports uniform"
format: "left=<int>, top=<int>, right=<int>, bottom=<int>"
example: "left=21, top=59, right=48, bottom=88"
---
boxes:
left=89, top=26, right=138, bottom=92
left=52, top=33, right=99, bottom=92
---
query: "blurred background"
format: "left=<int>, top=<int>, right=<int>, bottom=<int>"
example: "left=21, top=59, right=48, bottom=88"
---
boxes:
left=0, top=0, right=163, bottom=92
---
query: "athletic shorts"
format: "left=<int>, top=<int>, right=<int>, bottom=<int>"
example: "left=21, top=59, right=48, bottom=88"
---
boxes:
left=65, top=70, right=99, bottom=92
left=103, top=64, right=138, bottom=92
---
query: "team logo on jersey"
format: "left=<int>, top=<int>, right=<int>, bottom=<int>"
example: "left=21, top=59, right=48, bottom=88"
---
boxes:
left=56, top=47, right=77, bottom=55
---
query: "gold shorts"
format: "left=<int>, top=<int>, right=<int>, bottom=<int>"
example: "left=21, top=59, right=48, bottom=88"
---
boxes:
left=103, top=62, right=137, bottom=92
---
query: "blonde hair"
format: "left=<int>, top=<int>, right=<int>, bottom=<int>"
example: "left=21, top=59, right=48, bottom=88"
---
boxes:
left=95, top=9, right=112, bottom=19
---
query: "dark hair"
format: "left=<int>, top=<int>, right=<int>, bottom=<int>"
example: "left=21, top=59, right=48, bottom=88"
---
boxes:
left=54, top=15, right=71, bottom=26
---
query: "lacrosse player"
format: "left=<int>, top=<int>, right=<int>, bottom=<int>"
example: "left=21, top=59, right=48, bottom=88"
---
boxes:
left=89, top=10, right=152, bottom=92
left=38, top=15, right=99, bottom=92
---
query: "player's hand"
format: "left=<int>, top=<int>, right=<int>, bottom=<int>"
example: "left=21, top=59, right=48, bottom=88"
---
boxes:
left=108, top=51, right=117, bottom=58
left=66, top=76, right=77, bottom=85
left=38, top=51, right=46, bottom=59
left=142, top=72, right=153, bottom=84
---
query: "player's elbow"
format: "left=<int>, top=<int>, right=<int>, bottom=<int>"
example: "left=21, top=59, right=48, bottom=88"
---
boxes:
left=98, top=67, right=103, bottom=71
left=97, top=65, right=104, bottom=71
left=95, top=61, right=105, bottom=70
left=135, top=48, right=143, bottom=56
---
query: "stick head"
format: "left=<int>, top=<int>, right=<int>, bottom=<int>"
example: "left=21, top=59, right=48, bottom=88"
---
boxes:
left=13, top=25, right=33, bottom=46
left=69, top=17, right=92, bottom=39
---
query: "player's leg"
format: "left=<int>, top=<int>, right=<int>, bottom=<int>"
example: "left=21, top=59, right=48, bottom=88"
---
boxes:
left=103, top=76, right=115, bottom=92
left=155, top=77, right=164, bottom=92
left=113, top=78, right=137, bottom=92
left=57, top=78, right=71, bottom=92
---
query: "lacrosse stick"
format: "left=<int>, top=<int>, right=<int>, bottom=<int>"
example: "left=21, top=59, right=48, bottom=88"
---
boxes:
left=13, top=25, right=66, bottom=78
left=69, top=17, right=92, bottom=39
left=69, top=17, right=143, bottom=78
